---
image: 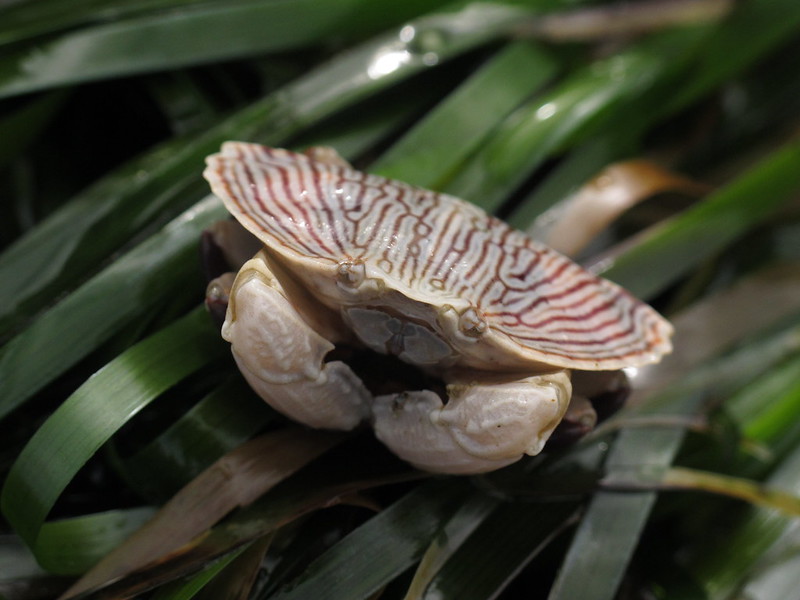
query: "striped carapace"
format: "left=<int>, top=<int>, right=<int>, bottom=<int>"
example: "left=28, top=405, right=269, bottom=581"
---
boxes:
left=203, top=143, right=673, bottom=474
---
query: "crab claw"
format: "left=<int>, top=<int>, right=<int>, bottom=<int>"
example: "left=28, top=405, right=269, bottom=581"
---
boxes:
left=223, top=251, right=372, bottom=430
left=372, top=371, right=571, bottom=474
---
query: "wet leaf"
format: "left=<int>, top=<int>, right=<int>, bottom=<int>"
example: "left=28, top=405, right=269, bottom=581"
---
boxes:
left=63, top=429, right=342, bottom=598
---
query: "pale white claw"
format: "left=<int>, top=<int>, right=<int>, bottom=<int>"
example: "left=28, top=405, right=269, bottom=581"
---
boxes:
left=223, top=256, right=371, bottom=430
left=372, top=371, right=571, bottom=474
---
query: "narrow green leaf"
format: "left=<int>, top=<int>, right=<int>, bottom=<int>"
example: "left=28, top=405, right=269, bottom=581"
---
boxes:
left=372, top=40, right=558, bottom=189
left=270, top=480, right=465, bottom=600
left=69, top=463, right=424, bottom=599
left=443, top=28, right=704, bottom=213
left=34, top=508, right=155, bottom=575
left=403, top=492, right=498, bottom=600
left=117, top=377, right=275, bottom=500
left=0, top=137, right=210, bottom=336
left=151, top=548, right=246, bottom=600
left=728, top=353, right=800, bottom=452
left=598, top=138, right=800, bottom=298
left=289, top=80, right=444, bottom=160
left=691, top=440, right=800, bottom=599
left=423, top=500, right=578, bottom=600
left=1, top=306, right=225, bottom=552
left=660, top=0, right=800, bottom=117
left=655, top=466, right=800, bottom=517
left=0, top=0, right=223, bottom=46
left=0, top=0, right=453, bottom=99
left=548, top=392, right=704, bottom=600
left=0, top=196, right=227, bottom=421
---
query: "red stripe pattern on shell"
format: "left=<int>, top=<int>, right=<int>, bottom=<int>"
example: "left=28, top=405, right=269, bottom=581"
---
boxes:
left=204, top=143, right=672, bottom=370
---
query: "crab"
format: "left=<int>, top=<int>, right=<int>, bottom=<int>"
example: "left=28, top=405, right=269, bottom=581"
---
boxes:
left=202, top=143, right=673, bottom=474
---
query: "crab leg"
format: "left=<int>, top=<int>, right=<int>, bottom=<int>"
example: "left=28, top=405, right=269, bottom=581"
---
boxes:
left=218, top=250, right=372, bottom=430
left=372, top=370, right=571, bottom=474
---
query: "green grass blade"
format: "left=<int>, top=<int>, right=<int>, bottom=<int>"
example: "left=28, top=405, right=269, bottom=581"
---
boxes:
left=0, top=196, right=226, bottom=421
left=661, top=0, right=800, bottom=118
left=728, top=353, right=800, bottom=455
left=69, top=460, right=421, bottom=598
left=372, top=40, right=558, bottom=189
left=269, top=480, right=465, bottom=600
left=691, top=439, right=800, bottom=599
left=598, top=138, right=800, bottom=298
left=548, top=392, right=704, bottom=600
left=0, top=0, right=230, bottom=45
left=403, top=492, right=498, bottom=599
left=150, top=546, right=247, bottom=600
left=422, top=500, right=578, bottom=599
left=0, top=138, right=209, bottom=336
left=1, top=306, right=225, bottom=552
left=0, top=0, right=454, bottom=99
left=35, top=508, right=155, bottom=575
left=117, top=378, right=275, bottom=500
left=443, top=28, right=704, bottom=213
left=65, top=430, right=343, bottom=597
left=550, top=300, right=800, bottom=599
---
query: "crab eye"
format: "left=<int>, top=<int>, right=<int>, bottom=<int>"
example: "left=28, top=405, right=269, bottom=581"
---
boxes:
left=459, top=307, right=487, bottom=337
left=337, top=260, right=366, bottom=287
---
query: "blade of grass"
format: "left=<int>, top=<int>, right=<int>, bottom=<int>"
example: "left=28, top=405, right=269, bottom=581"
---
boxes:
left=149, top=546, right=247, bottom=600
left=630, top=262, right=800, bottom=399
left=0, top=196, right=226, bottom=421
left=740, top=550, right=800, bottom=600
left=0, top=0, right=453, bottom=99
left=509, top=0, right=800, bottom=230
left=268, top=480, right=465, bottom=600
left=1, top=306, right=225, bottom=554
left=0, top=0, right=238, bottom=46
left=66, top=463, right=426, bottom=599
left=546, top=272, right=800, bottom=600
left=372, top=40, right=558, bottom=189
left=63, top=429, right=343, bottom=597
left=637, top=466, right=800, bottom=517
left=547, top=391, right=704, bottom=600
left=402, top=492, right=498, bottom=600
left=34, top=508, right=155, bottom=575
left=596, top=138, right=800, bottom=298
left=116, top=377, right=276, bottom=500
left=443, top=27, right=706, bottom=213
left=727, top=353, right=800, bottom=455
left=660, top=0, right=800, bottom=118
left=421, top=500, right=579, bottom=600
left=690, top=439, right=800, bottom=599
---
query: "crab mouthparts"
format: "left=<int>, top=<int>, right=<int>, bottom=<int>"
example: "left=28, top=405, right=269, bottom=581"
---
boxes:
left=343, top=306, right=459, bottom=369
